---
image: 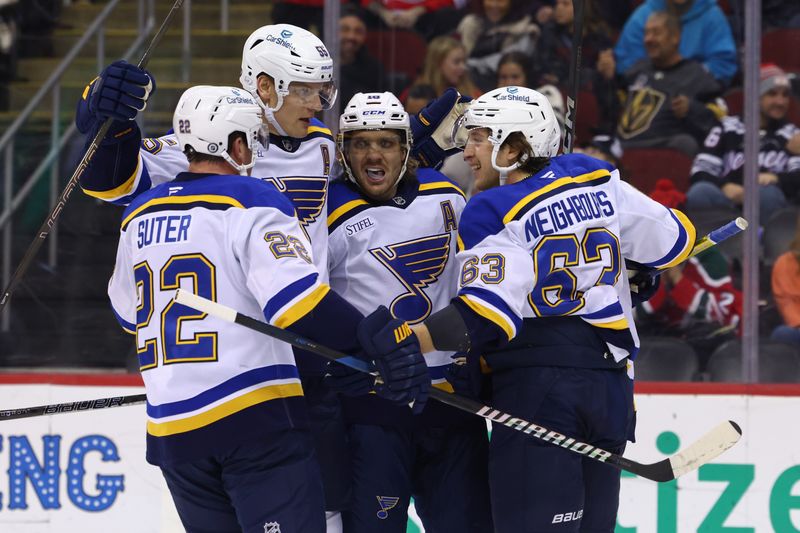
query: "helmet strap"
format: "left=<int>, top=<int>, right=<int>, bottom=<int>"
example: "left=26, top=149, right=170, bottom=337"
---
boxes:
left=251, top=81, right=290, bottom=137
left=490, top=144, right=521, bottom=186
left=221, top=149, right=256, bottom=176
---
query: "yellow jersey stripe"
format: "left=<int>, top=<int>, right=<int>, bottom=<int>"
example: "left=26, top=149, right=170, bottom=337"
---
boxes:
left=419, top=181, right=465, bottom=196
left=503, top=169, right=611, bottom=224
left=328, top=199, right=369, bottom=227
left=585, top=316, right=629, bottom=330
left=308, top=125, right=332, bottom=136
left=660, top=209, right=697, bottom=269
left=433, top=381, right=455, bottom=393
left=456, top=234, right=465, bottom=252
left=121, top=194, right=245, bottom=230
left=146, top=382, right=304, bottom=437
left=274, top=283, right=331, bottom=329
left=459, top=294, right=514, bottom=341
left=83, top=156, right=142, bottom=201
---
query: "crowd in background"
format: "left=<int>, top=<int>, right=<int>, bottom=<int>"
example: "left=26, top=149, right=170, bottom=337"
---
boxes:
left=274, top=0, right=800, bottom=379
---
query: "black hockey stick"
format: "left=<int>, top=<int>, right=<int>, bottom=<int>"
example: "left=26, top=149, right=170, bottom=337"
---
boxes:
left=173, top=289, right=741, bottom=482
left=0, top=0, right=186, bottom=316
left=562, top=0, right=585, bottom=154
left=0, top=394, right=147, bottom=421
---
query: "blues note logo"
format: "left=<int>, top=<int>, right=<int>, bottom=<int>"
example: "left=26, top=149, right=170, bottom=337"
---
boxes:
left=266, top=177, right=327, bottom=234
left=370, top=234, right=451, bottom=323
left=376, top=496, right=400, bottom=520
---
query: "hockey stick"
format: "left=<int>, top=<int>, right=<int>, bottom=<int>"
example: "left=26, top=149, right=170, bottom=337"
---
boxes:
left=0, top=0, right=186, bottom=316
left=562, top=0, right=585, bottom=154
left=0, top=394, right=147, bottom=421
left=688, top=217, right=748, bottom=258
left=174, top=289, right=741, bottom=482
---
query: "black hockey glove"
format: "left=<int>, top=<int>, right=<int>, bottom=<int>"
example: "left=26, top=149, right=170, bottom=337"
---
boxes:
left=444, top=354, right=483, bottom=399
left=410, top=88, right=472, bottom=169
left=357, top=306, right=430, bottom=414
left=324, top=359, right=374, bottom=397
left=628, top=265, right=661, bottom=307
left=75, top=60, right=156, bottom=142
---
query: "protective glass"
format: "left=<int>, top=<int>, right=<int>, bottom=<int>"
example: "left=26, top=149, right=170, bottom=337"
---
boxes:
left=253, top=123, right=270, bottom=150
left=287, top=81, right=338, bottom=110
left=451, top=112, right=471, bottom=149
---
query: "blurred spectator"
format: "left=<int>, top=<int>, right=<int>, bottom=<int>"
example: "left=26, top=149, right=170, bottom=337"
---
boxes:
left=531, top=0, right=636, bottom=33
left=404, top=35, right=480, bottom=100
left=362, top=0, right=466, bottom=40
left=404, top=83, right=437, bottom=115
left=574, top=133, right=623, bottom=168
left=686, top=65, right=800, bottom=222
left=634, top=182, right=742, bottom=357
left=495, top=52, right=564, bottom=132
left=614, top=0, right=737, bottom=86
left=615, top=11, right=724, bottom=157
left=339, top=5, right=389, bottom=106
left=0, top=0, right=18, bottom=109
left=533, top=0, right=614, bottom=89
left=729, top=0, right=800, bottom=34
left=271, top=0, right=324, bottom=33
left=772, top=217, right=800, bottom=346
left=456, top=0, right=539, bottom=91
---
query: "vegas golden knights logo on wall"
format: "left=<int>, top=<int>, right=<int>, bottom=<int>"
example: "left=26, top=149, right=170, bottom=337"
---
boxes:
left=617, top=88, right=666, bottom=139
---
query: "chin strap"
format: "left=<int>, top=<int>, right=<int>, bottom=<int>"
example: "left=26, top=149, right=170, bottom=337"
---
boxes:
left=490, top=144, right=524, bottom=186
left=222, top=150, right=256, bottom=176
left=251, top=89, right=290, bottom=137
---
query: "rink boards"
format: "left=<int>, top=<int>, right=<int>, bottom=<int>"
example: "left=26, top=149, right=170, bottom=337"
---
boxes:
left=0, top=375, right=796, bottom=532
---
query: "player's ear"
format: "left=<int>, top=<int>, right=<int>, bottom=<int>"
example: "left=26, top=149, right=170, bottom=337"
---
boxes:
left=256, top=74, right=278, bottom=107
left=230, top=135, right=250, bottom=166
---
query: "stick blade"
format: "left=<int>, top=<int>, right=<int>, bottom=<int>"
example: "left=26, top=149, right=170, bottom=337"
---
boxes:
left=668, top=420, right=742, bottom=479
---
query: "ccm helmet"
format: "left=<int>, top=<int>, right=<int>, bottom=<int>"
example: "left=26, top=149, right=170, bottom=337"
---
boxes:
left=455, top=86, right=561, bottom=183
left=240, top=24, right=337, bottom=133
left=337, top=92, right=412, bottom=188
left=173, top=85, right=268, bottom=175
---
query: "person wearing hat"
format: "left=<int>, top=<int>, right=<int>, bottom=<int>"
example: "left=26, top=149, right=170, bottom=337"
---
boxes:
left=686, top=63, right=800, bottom=223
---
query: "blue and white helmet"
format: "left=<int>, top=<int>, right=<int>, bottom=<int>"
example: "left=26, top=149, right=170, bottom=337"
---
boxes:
left=173, top=86, right=268, bottom=175
left=337, top=92, right=412, bottom=187
left=455, top=86, right=561, bottom=183
left=239, top=24, right=337, bottom=133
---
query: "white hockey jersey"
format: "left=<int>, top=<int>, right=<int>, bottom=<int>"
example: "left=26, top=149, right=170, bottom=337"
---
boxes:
left=456, top=153, right=696, bottom=360
left=108, top=171, right=329, bottom=465
left=87, top=119, right=334, bottom=283
left=327, top=168, right=465, bottom=389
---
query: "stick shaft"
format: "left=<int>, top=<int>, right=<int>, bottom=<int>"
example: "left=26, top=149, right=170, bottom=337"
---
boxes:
left=174, top=290, right=739, bottom=482
left=0, top=0, right=185, bottom=315
left=0, top=394, right=147, bottom=421
left=562, top=0, right=585, bottom=154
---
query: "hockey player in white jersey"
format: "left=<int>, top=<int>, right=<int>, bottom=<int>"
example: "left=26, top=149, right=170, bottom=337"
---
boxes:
left=324, top=92, right=492, bottom=532
left=356, top=86, right=698, bottom=532
left=74, top=24, right=349, bottom=529
left=108, top=85, right=428, bottom=533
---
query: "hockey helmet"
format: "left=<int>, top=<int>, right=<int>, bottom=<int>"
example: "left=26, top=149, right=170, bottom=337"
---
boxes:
left=173, top=85, right=268, bottom=175
left=454, top=86, right=561, bottom=183
left=337, top=92, right=412, bottom=188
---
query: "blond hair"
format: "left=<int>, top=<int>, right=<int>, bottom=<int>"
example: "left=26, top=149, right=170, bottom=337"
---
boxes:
left=415, top=35, right=478, bottom=97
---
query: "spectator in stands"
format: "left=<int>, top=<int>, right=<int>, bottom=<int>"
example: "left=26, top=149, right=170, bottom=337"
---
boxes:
left=533, top=0, right=614, bottom=89
left=405, top=35, right=480, bottom=100
left=686, top=64, right=800, bottom=222
left=456, top=0, right=539, bottom=91
left=0, top=0, right=18, bottom=110
left=614, top=0, right=738, bottom=86
left=634, top=185, right=742, bottom=360
left=615, top=11, right=724, bottom=156
left=362, top=0, right=465, bottom=41
left=575, top=133, right=623, bottom=168
left=339, top=5, right=389, bottom=107
left=495, top=51, right=565, bottom=132
left=272, top=0, right=324, bottom=34
left=532, top=0, right=636, bottom=33
left=772, top=216, right=800, bottom=346
left=403, top=83, right=437, bottom=115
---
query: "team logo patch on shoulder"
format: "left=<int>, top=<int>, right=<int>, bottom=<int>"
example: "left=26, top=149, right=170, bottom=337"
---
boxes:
left=376, top=496, right=400, bottom=519
left=266, top=176, right=327, bottom=230
left=263, top=521, right=281, bottom=533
